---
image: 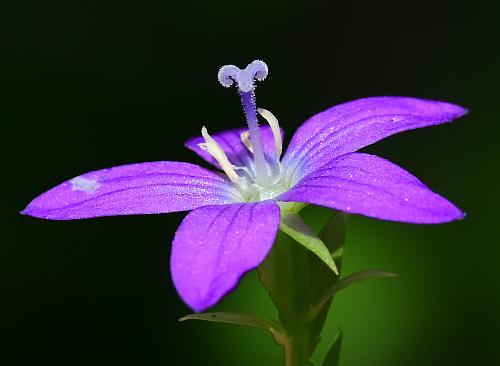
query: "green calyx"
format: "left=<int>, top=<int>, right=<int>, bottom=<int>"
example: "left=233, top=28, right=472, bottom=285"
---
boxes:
left=279, top=211, right=339, bottom=275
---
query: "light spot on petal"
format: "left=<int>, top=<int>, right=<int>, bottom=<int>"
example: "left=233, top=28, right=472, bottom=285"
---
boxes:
left=71, top=176, right=100, bottom=193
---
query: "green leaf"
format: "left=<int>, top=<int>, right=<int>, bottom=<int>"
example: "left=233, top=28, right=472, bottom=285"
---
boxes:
left=309, top=270, right=398, bottom=319
left=179, top=312, right=280, bottom=332
left=322, top=330, right=342, bottom=366
left=280, top=213, right=339, bottom=275
left=180, top=312, right=287, bottom=346
left=328, top=270, right=398, bottom=296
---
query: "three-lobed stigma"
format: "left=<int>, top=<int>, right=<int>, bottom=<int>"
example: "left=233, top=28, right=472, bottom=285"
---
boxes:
left=217, top=60, right=268, bottom=93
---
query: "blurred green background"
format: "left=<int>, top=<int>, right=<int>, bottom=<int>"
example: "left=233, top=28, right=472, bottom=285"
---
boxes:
left=4, top=0, right=500, bottom=365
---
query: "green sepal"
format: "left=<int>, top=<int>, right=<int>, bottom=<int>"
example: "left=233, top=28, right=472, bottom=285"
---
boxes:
left=319, top=211, right=349, bottom=266
left=280, top=213, right=339, bottom=275
left=322, top=330, right=342, bottom=366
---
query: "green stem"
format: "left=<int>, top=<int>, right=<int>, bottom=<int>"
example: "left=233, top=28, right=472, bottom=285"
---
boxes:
left=258, top=211, right=348, bottom=366
left=283, top=336, right=310, bottom=366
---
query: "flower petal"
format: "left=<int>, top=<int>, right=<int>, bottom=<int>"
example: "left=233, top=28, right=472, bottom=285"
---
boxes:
left=282, top=97, right=467, bottom=180
left=279, top=153, right=463, bottom=224
left=170, top=201, right=280, bottom=312
left=22, top=162, right=239, bottom=220
left=185, top=125, right=283, bottom=169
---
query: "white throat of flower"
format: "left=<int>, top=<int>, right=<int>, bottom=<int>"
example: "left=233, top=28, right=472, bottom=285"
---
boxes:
left=197, top=60, right=289, bottom=202
left=198, top=108, right=287, bottom=202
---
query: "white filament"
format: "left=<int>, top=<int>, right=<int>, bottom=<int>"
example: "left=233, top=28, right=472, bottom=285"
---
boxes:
left=258, top=107, right=282, bottom=161
left=240, top=130, right=253, bottom=153
left=198, top=127, right=241, bottom=184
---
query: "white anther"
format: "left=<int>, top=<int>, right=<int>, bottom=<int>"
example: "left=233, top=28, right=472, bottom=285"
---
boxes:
left=199, top=127, right=241, bottom=184
left=240, top=130, right=253, bottom=153
left=257, top=108, right=282, bottom=160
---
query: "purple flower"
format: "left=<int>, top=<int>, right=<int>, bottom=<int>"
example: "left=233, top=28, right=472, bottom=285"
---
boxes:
left=22, top=60, right=466, bottom=312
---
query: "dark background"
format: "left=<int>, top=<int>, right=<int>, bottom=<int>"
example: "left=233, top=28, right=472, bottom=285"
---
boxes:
left=4, top=0, right=500, bottom=365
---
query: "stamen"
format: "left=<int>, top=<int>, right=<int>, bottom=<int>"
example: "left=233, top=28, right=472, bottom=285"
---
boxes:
left=240, top=130, right=253, bottom=153
left=258, top=108, right=282, bottom=161
left=198, top=127, right=241, bottom=184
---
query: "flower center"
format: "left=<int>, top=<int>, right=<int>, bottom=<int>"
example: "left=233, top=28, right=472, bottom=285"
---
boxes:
left=198, top=60, right=288, bottom=202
